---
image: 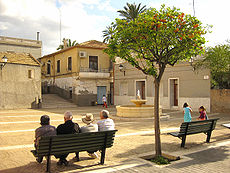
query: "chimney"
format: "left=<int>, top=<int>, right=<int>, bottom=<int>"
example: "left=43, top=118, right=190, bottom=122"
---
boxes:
left=37, top=32, right=40, bottom=41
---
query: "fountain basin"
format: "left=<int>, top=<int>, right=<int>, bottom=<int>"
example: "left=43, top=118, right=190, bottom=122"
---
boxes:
left=130, top=99, right=147, bottom=107
left=116, top=105, right=162, bottom=118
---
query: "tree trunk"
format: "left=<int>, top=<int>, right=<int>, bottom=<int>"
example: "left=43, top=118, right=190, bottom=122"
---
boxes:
left=154, top=79, right=162, bottom=156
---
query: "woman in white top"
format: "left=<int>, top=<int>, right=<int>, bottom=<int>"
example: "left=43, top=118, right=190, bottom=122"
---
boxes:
left=80, top=113, right=99, bottom=158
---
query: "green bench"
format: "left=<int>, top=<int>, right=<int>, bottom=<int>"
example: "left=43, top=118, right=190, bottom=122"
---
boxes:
left=31, top=130, right=117, bottom=172
left=168, top=119, right=219, bottom=147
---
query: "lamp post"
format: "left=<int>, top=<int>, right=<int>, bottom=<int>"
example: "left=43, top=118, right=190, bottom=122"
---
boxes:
left=0, top=55, right=8, bottom=70
left=189, top=57, right=195, bottom=71
left=119, top=64, right=125, bottom=76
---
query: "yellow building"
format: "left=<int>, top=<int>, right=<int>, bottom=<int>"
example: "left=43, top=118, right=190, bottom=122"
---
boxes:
left=39, top=40, right=113, bottom=106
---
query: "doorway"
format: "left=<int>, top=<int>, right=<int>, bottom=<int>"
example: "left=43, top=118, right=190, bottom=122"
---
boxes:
left=97, top=86, right=106, bottom=105
left=136, top=81, right=146, bottom=99
left=169, top=79, right=179, bottom=107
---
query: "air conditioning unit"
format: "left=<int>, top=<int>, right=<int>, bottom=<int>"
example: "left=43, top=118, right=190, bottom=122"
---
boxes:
left=79, top=51, right=87, bottom=58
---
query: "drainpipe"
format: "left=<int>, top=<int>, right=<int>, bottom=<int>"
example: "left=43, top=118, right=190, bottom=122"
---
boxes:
left=113, top=62, right=115, bottom=105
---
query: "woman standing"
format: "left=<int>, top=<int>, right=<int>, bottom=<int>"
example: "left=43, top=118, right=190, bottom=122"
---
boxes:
left=183, top=103, right=192, bottom=122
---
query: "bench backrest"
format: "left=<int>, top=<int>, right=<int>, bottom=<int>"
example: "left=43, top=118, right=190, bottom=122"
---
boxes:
left=36, top=130, right=117, bottom=156
left=179, top=119, right=219, bottom=135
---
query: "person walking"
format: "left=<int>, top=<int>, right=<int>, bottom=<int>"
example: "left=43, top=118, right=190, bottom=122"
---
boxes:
left=183, top=103, right=192, bottom=122
left=102, top=95, right=108, bottom=108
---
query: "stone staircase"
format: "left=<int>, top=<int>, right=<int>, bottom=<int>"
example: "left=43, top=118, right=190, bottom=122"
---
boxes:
left=41, top=94, right=77, bottom=109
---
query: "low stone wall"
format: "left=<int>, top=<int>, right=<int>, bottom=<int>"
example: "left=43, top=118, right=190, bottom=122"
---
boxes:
left=211, top=89, right=230, bottom=113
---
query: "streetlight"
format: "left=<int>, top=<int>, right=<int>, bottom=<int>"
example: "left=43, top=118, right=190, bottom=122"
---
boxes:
left=119, top=64, right=126, bottom=76
left=0, top=55, right=8, bottom=70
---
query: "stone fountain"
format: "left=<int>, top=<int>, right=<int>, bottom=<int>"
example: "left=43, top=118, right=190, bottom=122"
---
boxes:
left=116, top=90, right=162, bottom=118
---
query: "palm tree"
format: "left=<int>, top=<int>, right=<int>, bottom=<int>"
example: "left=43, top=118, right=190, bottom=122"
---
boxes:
left=117, top=2, right=146, bottom=21
left=102, top=25, right=116, bottom=43
left=57, top=38, right=78, bottom=50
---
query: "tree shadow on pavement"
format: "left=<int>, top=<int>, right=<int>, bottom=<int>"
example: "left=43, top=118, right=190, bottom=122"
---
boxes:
left=0, top=159, right=100, bottom=173
left=170, top=146, right=229, bottom=169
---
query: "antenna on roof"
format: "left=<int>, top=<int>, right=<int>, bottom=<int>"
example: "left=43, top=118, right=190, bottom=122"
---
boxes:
left=193, top=0, right=195, bottom=16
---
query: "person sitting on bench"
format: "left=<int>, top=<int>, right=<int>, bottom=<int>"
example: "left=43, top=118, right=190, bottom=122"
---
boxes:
left=34, top=115, right=56, bottom=163
left=97, top=110, right=115, bottom=131
left=81, top=113, right=99, bottom=159
left=56, top=111, right=81, bottom=166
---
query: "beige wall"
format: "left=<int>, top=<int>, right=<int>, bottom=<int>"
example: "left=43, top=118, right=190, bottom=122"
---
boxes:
left=211, top=89, right=230, bottom=113
left=114, top=62, right=211, bottom=111
left=0, top=63, right=41, bottom=109
left=0, top=36, right=42, bottom=59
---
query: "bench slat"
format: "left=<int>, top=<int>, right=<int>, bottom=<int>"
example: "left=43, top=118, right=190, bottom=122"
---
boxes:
left=38, top=135, right=115, bottom=147
left=37, top=144, right=113, bottom=156
left=37, top=139, right=114, bottom=151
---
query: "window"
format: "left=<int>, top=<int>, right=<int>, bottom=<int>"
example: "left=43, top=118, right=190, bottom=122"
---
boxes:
left=68, top=57, right=72, bottom=71
left=120, top=82, right=128, bottom=96
left=57, top=60, right=60, bottom=73
left=89, top=56, right=98, bottom=71
left=47, top=60, right=51, bottom=74
left=28, top=69, right=34, bottom=79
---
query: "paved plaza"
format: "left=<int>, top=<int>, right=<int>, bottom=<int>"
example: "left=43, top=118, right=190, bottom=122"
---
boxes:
left=0, top=106, right=230, bottom=173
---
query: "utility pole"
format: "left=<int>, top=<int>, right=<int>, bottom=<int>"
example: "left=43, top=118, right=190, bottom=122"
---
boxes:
left=193, top=0, right=195, bottom=16
left=59, top=8, right=62, bottom=44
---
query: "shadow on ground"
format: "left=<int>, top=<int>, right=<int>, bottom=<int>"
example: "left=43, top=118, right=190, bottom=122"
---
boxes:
left=170, top=146, right=229, bottom=168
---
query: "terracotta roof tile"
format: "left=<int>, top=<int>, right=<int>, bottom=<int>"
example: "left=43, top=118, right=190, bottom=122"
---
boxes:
left=78, top=40, right=107, bottom=49
left=0, top=52, right=40, bottom=66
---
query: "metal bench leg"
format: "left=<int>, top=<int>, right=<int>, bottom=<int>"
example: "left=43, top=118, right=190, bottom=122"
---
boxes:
left=46, top=155, right=51, bottom=173
left=181, top=136, right=186, bottom=148
left=100, top=148, right=106, bottom=165
left=206, top=131, right=212, bottom=143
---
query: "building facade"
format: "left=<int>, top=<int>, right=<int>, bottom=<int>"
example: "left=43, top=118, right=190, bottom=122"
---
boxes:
left=40, top=40, right=113, bottom=106
left=0, top=52, right=41, bottom=109
left=0, top=36, right=42, bottom=59
left=114, top=61, right=211, bottom=112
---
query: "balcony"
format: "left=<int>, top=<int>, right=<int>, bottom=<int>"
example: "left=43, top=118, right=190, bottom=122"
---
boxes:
left=79, top=67, right=110, bottom=79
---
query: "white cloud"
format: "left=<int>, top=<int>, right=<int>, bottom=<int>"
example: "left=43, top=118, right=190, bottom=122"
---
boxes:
left=0, top=0, right=111, bottom=56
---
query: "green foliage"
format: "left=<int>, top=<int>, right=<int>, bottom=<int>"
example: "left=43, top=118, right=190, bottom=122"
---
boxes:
left=151, top=156, right=170, bottom=165
left=57, top=38, right=78, bottom=50
left=195, top=43, right=230, bottom=89
left=105, top=5, right=209, bottom=81
left=117, top=2, right=146, bottom=21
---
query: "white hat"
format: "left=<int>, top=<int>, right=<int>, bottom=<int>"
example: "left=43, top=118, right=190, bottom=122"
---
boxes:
left=82, top=113, right=94, bottom=124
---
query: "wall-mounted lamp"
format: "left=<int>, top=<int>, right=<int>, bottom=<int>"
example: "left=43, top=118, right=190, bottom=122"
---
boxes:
left=189, top=57, right=195, bottom=71
left=0, top=55, right=8, bottom=70
left=119, top=64, right=126, bottom=76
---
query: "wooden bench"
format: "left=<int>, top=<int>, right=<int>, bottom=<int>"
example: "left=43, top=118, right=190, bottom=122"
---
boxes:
left=31, top=130, right=117, bottom=172
left=168, top=119, right=219, bottom=147
left=222, top=123, right=230, bottom=129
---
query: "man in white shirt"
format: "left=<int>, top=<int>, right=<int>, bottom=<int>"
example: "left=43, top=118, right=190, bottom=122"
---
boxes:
left=97, top=110, right=115, bottom=131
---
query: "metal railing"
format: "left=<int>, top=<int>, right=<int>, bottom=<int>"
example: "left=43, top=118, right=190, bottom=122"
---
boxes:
left=80, top=67, right=110, bottom=73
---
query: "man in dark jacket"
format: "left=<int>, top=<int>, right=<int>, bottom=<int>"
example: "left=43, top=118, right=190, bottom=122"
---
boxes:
left=56, top=111, right=80, bottom=166
left=34, top=115, right=56, bottom=163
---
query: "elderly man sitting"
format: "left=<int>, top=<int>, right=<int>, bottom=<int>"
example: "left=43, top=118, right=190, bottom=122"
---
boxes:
left=97, top=110, right=115, bottom=131
left=34, top=115, right=56, bottom=163
left=56, top=111, right=81, bottom=166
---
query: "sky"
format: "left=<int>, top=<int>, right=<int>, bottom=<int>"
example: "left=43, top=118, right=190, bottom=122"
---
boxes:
left=0, top=0, right=230, bottom=56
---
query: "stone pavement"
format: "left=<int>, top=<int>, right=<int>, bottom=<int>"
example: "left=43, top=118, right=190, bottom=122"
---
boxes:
left=0, top=106, right=230, bottom=173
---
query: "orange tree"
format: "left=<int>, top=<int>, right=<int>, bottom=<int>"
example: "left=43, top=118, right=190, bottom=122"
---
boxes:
left=104, top=5, right=209, bottom=156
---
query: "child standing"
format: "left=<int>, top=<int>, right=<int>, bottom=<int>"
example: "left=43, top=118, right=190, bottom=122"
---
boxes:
left=198, top=106, right=207, bottom=120
left=183, top=103, right=192, bottom=122
left=102, top=95, right=108, bottom=108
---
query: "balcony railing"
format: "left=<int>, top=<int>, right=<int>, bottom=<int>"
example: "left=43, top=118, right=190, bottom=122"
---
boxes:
left=80, top=67, right=110, bottom=73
